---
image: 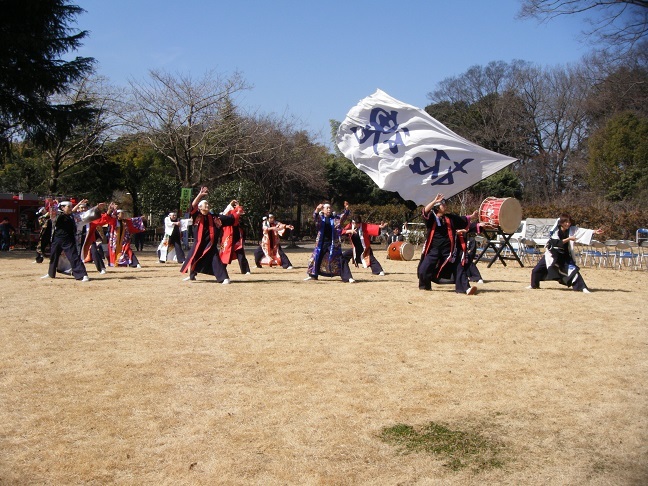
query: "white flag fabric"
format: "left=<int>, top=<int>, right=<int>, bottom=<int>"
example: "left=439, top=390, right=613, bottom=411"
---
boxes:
left=336, top=89, right=518, bottom=206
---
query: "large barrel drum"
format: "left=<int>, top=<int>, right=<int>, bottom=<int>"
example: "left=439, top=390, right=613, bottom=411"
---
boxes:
left=478, top=197, right=522, bottom=234
left=388, top=241, right=414, bottom=261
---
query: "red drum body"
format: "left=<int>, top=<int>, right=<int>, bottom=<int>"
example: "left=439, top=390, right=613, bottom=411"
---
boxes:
left=478, top=197, right=522, bottom=234
left=388, top=241, right=414, bottom=261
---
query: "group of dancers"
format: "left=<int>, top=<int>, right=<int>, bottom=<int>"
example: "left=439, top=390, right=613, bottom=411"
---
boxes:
left=36, top=199, right=146, bottom=281
left=35, top=187, right=603, bottom=294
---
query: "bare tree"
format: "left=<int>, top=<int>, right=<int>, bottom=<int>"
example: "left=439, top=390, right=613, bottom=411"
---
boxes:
left=511, top=63, right=591, bottom=199
left=518, top=0, right=648, bottom=53
left=43, top=75, right=121, bottom=194
left=124, top=69, right=293, bottom=187
left=427, top=60, right=534, bottom=157
left=428, top=61, right=592, bottom=201
left=580, top=43, right=648, bottom=127
left=207, top=107, right=304, bottom=184
left=246, top=127, right=327, bottom=207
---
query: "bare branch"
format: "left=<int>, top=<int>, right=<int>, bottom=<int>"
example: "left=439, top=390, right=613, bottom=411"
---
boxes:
left=518, top=0, right=648, bottom=52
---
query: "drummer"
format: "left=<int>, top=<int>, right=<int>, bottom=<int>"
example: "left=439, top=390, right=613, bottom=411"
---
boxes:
left=417, top=193, right=480, bottom=295
left=386, top=226, right=404, bottom=259
left=342, top=213, right=388, bottom=276
left=386, top=226, right=405, bottom=245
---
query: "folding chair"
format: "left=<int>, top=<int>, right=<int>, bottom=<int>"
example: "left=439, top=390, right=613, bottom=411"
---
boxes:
left=586, top=240, right=609, bottom=268
left=638, top=241, right=648, bottom=270
left=573, top=241, right=587, bottom=266
left=520, top=238, right=542, bottom=265
left=613, top=240, right=637, bottom=270
left=511, top=237, right=526, bottom=262
left=604, top=240, right=618, bottom=267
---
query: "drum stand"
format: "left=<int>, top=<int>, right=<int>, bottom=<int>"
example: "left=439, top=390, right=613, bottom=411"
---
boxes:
left=475, top=227, right=524, bottom=268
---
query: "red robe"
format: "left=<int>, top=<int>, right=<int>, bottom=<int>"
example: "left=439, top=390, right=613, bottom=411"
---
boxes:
left=259, top=221, right=288, bottom=267
left=219, top=210, right=244, bottom=265
left=81, top=219, right=104, bottom=263
left=180, top=207, right=222, bottom=275
left=98, top=212, right=145, bottom=267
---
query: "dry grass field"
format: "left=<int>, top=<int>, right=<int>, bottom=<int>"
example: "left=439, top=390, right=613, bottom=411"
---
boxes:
left=0, top=245, right=647, bottom=485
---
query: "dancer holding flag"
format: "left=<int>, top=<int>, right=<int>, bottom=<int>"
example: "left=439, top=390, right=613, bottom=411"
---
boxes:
left=417, top=194, right=480, bottom=295
left=334, top=90, right=522, bottom=293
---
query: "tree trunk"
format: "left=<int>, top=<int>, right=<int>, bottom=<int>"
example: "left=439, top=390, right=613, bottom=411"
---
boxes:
left=48, top=160, right=59, bottom=195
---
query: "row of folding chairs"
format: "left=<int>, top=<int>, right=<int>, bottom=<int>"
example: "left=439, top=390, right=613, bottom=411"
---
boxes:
left=513, top=238, right=544, bottom=265
left=576, top=240, right=648, bottom=270
left=475, top=236, right=648, bottom=270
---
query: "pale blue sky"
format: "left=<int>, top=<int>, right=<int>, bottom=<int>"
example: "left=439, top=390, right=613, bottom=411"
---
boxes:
left=76, top=1, right=593, bottom=146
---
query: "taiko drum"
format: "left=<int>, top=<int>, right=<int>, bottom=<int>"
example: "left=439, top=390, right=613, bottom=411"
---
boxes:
left=388, top=241, right=415, bottom=261
left=478, top=197, right=522, bottom=234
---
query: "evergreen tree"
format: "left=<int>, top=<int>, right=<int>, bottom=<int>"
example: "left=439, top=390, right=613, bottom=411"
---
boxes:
left=587, top=112, right=648, bottom=203
left=0, top=0, right=94, bottom=155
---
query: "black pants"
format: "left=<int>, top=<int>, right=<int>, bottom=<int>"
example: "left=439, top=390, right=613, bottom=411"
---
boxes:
left=418, top=247, right=448, bottom=290
left=467, top=262, right=482, bottom=282
left=234, top=249, right=250, bottom=274
left=48, top=238, right=87, bottom=280
left=185, top=249, right=229, bottom=282
left=172, top=240, right=186, bottom=263
left=133, top=233, right=144, bottom=251
left=206, top=253, right=229, bottom=282
left=0, top=233, right=10, bottom=251
left=90, top=244, right=106, bottom=272
left=418, top=247, right=471, bottom=293
left=161, top=239, right=185, bottom=263
left=127, top=253, right=140, bottom=268
left=342, top=249, right=383, bottom=275
left=530, top=257, right=587, bottom=291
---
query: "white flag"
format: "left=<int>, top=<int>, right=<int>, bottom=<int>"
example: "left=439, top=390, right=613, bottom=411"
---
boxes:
left=336, top=89, right=518, bottom=206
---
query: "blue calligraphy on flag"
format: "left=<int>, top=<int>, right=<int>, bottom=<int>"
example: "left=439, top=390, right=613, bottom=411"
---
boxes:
left=350, top=108, right=409, bottom=155
left=408, top=149, right=474, bottom=186
left=336, top=89, right=518, bottom=205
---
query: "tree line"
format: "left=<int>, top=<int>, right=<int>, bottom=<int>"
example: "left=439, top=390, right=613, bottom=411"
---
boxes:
left=1, top=1, right=647, bottom=239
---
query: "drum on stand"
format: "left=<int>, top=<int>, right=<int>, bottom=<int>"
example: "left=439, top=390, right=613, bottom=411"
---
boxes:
left=478, top=197, right=522, bottom=234
left=388, top=241, right=414, bottom=261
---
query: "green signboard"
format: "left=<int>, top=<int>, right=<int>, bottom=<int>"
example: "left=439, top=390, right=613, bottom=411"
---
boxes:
left=179, top=188, right=192, bottom=214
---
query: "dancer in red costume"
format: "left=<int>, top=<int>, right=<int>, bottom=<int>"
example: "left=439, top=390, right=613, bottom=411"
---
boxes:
left=219, top=200, right=251, bottom=275
left=180, top=187, right=235, bottom=284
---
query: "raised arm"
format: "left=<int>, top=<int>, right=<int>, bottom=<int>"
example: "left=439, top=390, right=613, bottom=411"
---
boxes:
left=191, top=186, right=209, bottom=210
left=338, top=200, right=350, bottom=226
left=423, top=193, right=445, bottom=217
left=72, top=199, right=89, bottom=212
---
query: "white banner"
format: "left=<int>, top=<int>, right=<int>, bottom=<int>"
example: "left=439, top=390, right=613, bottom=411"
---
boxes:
left=336, top=89, right=518, bottom=206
